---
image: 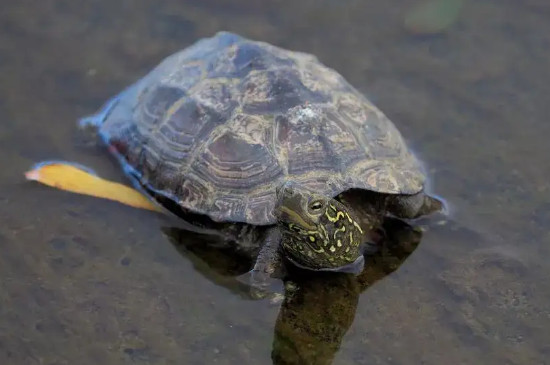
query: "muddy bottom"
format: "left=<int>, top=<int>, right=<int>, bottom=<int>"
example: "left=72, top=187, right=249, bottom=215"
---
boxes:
left=0, top=1, right=549, bottom=364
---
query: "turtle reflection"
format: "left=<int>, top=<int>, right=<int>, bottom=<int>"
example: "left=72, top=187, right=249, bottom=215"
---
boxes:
left=163, top=217, right=422, bottom=365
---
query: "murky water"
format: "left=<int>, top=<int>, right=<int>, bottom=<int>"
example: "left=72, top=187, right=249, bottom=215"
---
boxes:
left=1, top=1, right=549, bottom=364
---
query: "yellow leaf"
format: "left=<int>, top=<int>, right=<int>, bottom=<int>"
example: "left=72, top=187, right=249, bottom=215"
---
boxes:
left=25, top=162, right=162, bottom=212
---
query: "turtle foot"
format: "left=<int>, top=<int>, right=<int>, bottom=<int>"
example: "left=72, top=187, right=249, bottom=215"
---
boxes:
left=78, top=93, right=122, bottom=129
left=236, top=270, right=285, bottom=301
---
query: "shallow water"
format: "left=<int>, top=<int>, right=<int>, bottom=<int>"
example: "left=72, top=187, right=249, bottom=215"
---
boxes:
left=1, top=1, right=549, bottom=364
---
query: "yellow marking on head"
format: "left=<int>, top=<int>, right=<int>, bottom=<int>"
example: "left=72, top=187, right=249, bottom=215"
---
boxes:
left=319, top=225, right=328, bottom=239
left=329, top=245, right=336, bottom=253
left=317, top=224, right=330, bottom=247
left=325, top=209, right=345, bottom=222
left=345, top=247, right=350, bottom=253
left=354, top=221, right=364, bottom=234
left=345, top=212, right=364, bottom=234
left=309, top=236, right=316, bottom=242
left=337, top=240, right=342, bottom=247
left=280, top=206, right=316, bottom=230
left=333, top=225, right=346, bottom=241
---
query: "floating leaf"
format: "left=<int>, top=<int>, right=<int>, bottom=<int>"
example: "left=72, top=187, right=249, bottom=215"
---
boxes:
left=404, top=0, right=463, bottom=34
left=25, top=161, right=161, bottom=212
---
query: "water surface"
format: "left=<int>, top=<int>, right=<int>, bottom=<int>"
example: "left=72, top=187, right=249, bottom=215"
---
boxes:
left=1, top=1, right=549, bottom=364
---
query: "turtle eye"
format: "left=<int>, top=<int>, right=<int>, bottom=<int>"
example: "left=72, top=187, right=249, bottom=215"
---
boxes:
left=308, top=200, right=324, bottom=213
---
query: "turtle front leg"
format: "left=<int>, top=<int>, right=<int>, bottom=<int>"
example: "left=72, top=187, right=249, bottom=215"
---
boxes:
left=237, top=227, right=285, bottom=299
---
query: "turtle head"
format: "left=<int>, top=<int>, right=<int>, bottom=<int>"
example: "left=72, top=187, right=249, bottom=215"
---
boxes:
left=274, top=182, right=365, bottom=274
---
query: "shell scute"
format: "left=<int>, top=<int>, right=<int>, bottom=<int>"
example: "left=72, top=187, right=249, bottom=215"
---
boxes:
left=192, top=131, right=284, bottom=190
left=139, top=85, right=187, bottom=127
left=239, top=68, right=330, bottom=115
left=191, top=78, right=238, bottom=116
left=211, top=195, right=247, bottom=222
left=206, top=41, right=295, bottom=80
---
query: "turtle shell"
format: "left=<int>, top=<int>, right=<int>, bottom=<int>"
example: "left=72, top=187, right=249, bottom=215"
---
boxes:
left=98, top=31, right=425, bottom=225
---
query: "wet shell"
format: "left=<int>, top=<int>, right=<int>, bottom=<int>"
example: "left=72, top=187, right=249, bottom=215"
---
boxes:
left=100, top=32, right=425, bottom=225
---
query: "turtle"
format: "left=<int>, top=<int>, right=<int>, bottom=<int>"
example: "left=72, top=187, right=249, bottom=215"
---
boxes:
left=28, top=31, right=444, bottom=293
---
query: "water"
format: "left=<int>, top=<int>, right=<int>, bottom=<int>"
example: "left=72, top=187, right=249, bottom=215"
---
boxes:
left=1, top=0, right=549, bottom=364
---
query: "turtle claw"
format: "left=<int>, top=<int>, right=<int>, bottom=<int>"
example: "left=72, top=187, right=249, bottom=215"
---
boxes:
left=75, top=96, right=120, bottom=147
left=76, top=89, right=132, bottom=147
left=78, top=93, right=122, bottom=129
left=78, top=115, right=101, bottom=129
left=74, top=121, right=100, bottom=148
left=236, top=270, right=285, bottom=301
